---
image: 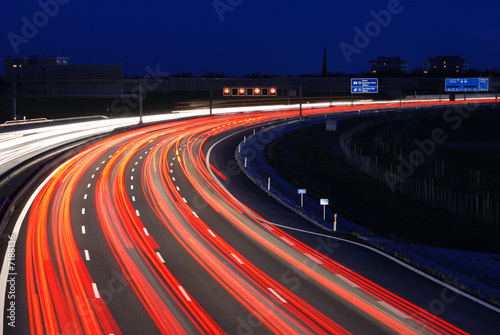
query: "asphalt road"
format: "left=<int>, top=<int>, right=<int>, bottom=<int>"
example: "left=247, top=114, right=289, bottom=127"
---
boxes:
left=1, top=100, right=499, bottom=334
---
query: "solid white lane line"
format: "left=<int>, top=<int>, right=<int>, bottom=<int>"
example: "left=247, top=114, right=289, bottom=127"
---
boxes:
left=156, top=252, right=165, bottom=263
left=280, top=236, right=295, bottom=246
left=231, top=253, right=244, bottom=265
left=82, top=226, right=86, bottom=234
left=84, top=250, right=90, bottom=261
left=143, top=228, right=149, bottom=236
left=335, top=274, right=359, bottom=288
left=377, top=301, right=409, bottom=319
left=304, top=253, right=323, bottom=264
left=92, top=283, right=100, bottom=299
left=207, top=229, right=216, bottom=238
left=268, top=288, right=287, bottom=303
left=178, top=286, right=192, bottom=301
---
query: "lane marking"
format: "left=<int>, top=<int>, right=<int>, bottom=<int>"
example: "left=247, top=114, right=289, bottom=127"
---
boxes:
left=84, top=194, right=88, bottom=200
left=170, top=170, right=173, bottom=173
left=139, top=156, right=143, bottom=160
left=135, top=210, right=140, bottom=217
left=135, top=162, right=138, bottom=165
left=280, top=236, right=295, bottom=246
left=87, top=183, right=91, bottom=188
left=182, top=197, right=187, bottom=203
left=102, top=161, right=106, bottom=164
left=143, top=228, right=149, bottom=236
left=81, top=208, right=85, bottom=215
left=207, top=229, right=217, bottom=238
left=192, top=211, right=198, bottom=218
left=131, top=176, right=134, bottom=180
left=172, top=177, right=176, bottom=182
left=132, top=168, right=135, bottom=172
left=377, top=301, right=409, bottom=319
left=304, top=253, right=323, bottom=264
left=84, top=250, right=90, bottom=261
left=132, top=196, right=136, bottom=202
left=92, top=283, right=100, bottom=299
left=268, top=288, right=287, bottom=303
left=231, top=253, right=244, bottom=265
left=91, top=174, right=95, bottom=179
left=131, top=185, right=134, bottom=190
left=176, top=186, right=180, bottom=191
left=335, top=274, right=359, bottom=288
left=95, top=166, right=99, bottom=171
left=178, top=286, right=192, bottom=301
left=156, top=252, right=165, bottom=263
left=82, top=226, right=86, bottom=234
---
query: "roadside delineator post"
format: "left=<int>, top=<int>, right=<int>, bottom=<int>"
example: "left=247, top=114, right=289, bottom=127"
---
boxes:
left=334, top=214, right=337, bottom=232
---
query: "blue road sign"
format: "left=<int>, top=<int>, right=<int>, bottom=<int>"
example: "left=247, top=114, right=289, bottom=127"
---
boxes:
left=298, top=189, right=307, bottom=194
left=445, top=78, right=489, bottom=92
left=351, top=78, right=378, bottom=94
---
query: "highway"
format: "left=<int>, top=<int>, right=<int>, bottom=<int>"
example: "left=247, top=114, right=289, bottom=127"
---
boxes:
left=1, top=100, right=499, bottom=334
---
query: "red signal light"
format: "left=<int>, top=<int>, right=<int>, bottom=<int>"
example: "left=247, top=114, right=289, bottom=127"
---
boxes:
left=254, top=87, right=261, bottom=95
left=269, top=87, right=277, bottom=96
left=223, top=87, right=231, bottom=96
left=239, top=88, right=246, bottom=95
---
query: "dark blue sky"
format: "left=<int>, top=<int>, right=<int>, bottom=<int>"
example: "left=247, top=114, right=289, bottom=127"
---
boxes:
left=2, top=0, right=500, bottom=76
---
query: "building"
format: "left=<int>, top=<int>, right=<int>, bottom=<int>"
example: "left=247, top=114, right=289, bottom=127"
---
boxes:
left=370, top=56, right=409, bottom=75
left=3, top=55, right=123, bottom=96
left=421, top=55, right=469, bottom=74
left=4, top=55, right=69, bottom=81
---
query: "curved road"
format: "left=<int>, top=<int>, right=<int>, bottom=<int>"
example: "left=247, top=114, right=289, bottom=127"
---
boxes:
left=1, top=100, right=499, bottom=334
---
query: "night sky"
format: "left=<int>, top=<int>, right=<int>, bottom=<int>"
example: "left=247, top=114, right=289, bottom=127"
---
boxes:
left=2, top=0, right=500, bottom=77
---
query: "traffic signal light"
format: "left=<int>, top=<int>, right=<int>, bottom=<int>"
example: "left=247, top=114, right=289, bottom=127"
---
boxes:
left=223, top=87, right=231, bottom=96
left=253, top=87, right=261, bottom=96
left=269, top=87, right=277, bottom=96
left=239, top=88, right=246, bottom=96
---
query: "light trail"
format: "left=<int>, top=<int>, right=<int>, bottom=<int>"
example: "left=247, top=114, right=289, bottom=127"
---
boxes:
left=4, top=99, right=496, bottom=333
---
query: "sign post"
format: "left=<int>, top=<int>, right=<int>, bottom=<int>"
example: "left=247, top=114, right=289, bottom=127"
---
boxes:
left=298, top=189, right=306, bottom=207
left=320, top=199, right=329, bottom=220
left=351, top=79, right=378, bottom=107
left=445, top=78, right=489, bottom=101
left=333, top=214, right=337, bottom=232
